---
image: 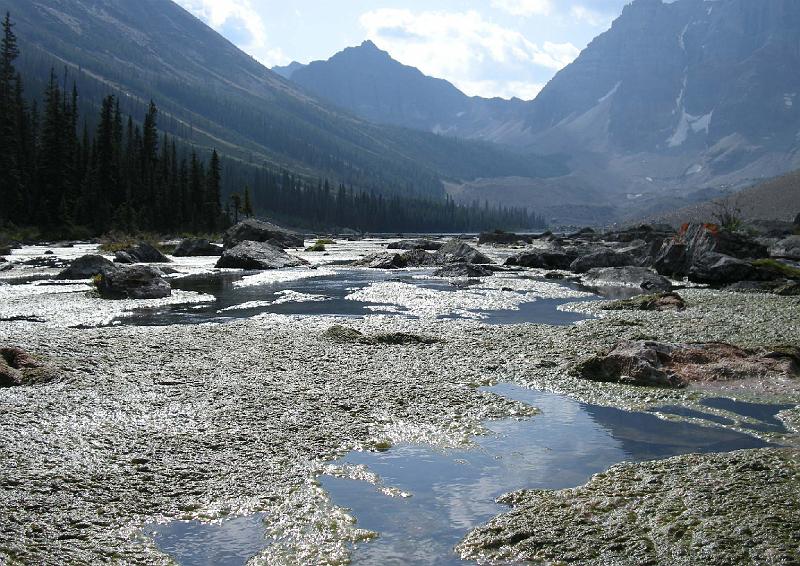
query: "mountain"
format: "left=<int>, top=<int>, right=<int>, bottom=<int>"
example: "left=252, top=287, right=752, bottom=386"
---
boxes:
left=0, top=0, right=563, bottom=204
left=272, top=61, right=305, bottom=80
left=286, top=40, right=532, bottom=143
left=282, top=0, right=800, bottom=225
left=524, top=0, right=800, bottom=194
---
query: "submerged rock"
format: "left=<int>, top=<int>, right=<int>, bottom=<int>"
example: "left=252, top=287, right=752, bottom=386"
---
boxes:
left=582, top=266, right=672, bottom=292
left=458, top=448, right=800, bottom=566
left=1, top=347, right=58, bottom=387
left=569, top=249, right=634, bottom=274
left=386, top=239, right=442, bottom=251
left=602, top=291, right=686, bottom=312
left=216, top=241, right=309, bottom=270
left=433, top=240, right=493, bottom=265
left=223, top=218, right=304, bottom=249
left=96, top=265, right=172, bottom=300
left=434, top=263, right=494, bottom=278
left=573, top=340, right=798, bottom=388
left=323, top=325, right=440, bottom=345
left=57, top=255, right=118, bottom=280
left=174, top=238, right=223, bottom=257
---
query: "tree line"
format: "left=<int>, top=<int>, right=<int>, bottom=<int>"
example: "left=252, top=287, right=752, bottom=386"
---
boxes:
left=1, top=12, right=544, bottom=237
left=0, top=14, right=224, bottom=237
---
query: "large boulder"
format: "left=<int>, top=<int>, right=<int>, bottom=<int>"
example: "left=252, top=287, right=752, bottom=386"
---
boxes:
left=434, top=263, right=494, bottom=278
left=769, top=236, right=800, bottom=260
left=352, top=252, right=408, bottom=269
left=505, top=250, right=573, bottom=270
left=403, top=249, right=438, bottom=267
left=387, top=239, right=442, bottom=251
left=569, top=249, right=634, bottom=274
left=574, top=341, right=798, bottom=389
left=477, top=231, right=533, bottom=246
left=114, top=242, right=171, bottom=263
left=653, top=224, right=768, bottom=278
left=216, top=240, right=309, bottom=270
left=96, top=265, right=172, bottom=299
left=433, top=240, right=493, bottom=265
left=174, top=238, right=223, bottom=257
left=583, top=267, right=673, bottom=292
left=57, top=255, right=118, bottom=280
left=223, top=218, right=304, bottom=249
left=687, top=252, right=759, bottom=285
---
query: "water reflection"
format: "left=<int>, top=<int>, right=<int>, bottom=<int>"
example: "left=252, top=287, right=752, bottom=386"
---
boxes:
left=322, top=383, right=770, bottom=565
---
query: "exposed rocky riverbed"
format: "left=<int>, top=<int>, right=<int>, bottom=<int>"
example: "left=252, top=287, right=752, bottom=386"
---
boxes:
left=1, top=230, right=798, bottom=564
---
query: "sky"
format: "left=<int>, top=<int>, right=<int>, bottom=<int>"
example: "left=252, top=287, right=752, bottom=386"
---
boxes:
left=173, top=0, right=633, bottom=100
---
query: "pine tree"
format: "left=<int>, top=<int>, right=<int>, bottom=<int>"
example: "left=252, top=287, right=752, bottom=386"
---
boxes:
left=243, top=185, right=253, bottom=218
left=0, top=12, right=21, bottom=223
left=205, top=149, right=222, bottom=232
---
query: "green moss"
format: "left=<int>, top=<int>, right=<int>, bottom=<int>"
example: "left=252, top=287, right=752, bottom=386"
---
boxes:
left=752, top=259, right=800, bottom=280
left=305, top=242, right=326, bottom=252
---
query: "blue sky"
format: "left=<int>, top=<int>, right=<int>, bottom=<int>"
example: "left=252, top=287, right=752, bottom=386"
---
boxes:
left=174, top=0, right=632, bottom=100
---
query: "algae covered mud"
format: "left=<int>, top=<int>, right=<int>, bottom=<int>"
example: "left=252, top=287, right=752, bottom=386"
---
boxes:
left=1, top=237, right=799, bottom=565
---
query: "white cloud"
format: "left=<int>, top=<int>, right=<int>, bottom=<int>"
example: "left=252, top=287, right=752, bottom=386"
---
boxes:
left=570, top=5, right=614, bottom=28
left=491, top=0, right=554, bottom=17
left=359, top=9, right=578, bottom=99
left=174, top=0, right=289, bottom=66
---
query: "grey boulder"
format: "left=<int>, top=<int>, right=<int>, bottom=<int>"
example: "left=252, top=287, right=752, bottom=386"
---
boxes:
left=223, top=219, right=304, bottom=249
left=434, top=263, right=494, bottom=278
left=174, top=238, right=223, bottom=257
left=433, top=240, right=493, bottom=265
left=216, top=241, right=309, bottom=270
left=57, top=255, right=118, bottom=280
left=770, top=236, right=800, bottom=260
left=96, top=265, right=172, bottom=299
left=570, top=249, right=634, bottom=274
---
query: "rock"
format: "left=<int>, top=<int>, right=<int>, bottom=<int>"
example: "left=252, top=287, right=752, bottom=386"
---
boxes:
left=746, top=220, right=796, bottom=238
left=505, top=250, right=573, bottom=270
left=569, top=249, right=634, bottom=274
left=403, top=249, right=438, bottom=267
left=323, top=325, right=440, bottom=345
left=433, top=240, right=493, bottom=265
left=0, top=263, right=12, bottom=272
left=174, top=238, right=223, bottom=257
left=387, top=239, right=443, bottom=251
left=216, top=241, right=309, bottom=270
left=544, top=272, right=566, bottom=280
left=566, top=227, right=596, bottom=239
left=96, top=265, right=172, bottom=299
left=1, top=347, right=57, bottom=387
left=114, top=251, right=136, bottom=264
left=477, top=231, right=533, bottom=246
left=44, top=250, right=54, bottom=255
left=223, top=218, right=304, bottom=249
left=725, top=280, right=800, bottom=296
left=56, top=255, right=118, bottom=280
left=573, top=341, right=798, bottom=388
left=603, top=292, right=686, bottom=311
left=114, top=242, right=171, bottom=263
left=769, top=236, right=800, bottom=260
left=603, top=224, right=675, bottom=243
left=583, top=267, right=673, bottom=292
left=687, top=252, right=759, bottom=285
left=434, top=263, right=494, bottom=278
left=0, top=245, right=11, bottom=256
left=352, top=252, right=408, bottom=269
left=653, top=224, right=769, bottom=278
